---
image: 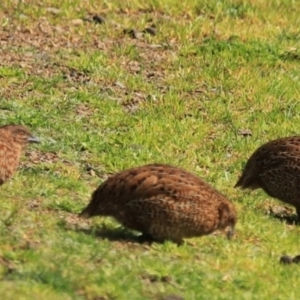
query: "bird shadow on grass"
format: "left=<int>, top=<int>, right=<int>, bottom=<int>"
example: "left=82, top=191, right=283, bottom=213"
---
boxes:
left=266, top=205, right=299, bottom=225
left=270, top=214, right=299, bottom=225
left=63, top=222, right=155, bottom=245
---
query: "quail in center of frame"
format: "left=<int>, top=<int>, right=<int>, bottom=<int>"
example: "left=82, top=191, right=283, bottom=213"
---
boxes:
left=80, top=163, right=237, bottom=245
left=0, top=124, right=40, bottom=186
left=235, top=136, right=300, bottom=218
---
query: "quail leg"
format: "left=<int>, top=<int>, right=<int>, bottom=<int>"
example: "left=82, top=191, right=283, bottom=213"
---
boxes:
left=137, top=233, right=184, bottom=246
left=296, top=206, right=300, bottom=223
left=137, top=233, right=156, bottom=244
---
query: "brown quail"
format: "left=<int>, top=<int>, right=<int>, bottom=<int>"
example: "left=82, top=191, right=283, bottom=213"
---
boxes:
left=0, top=124, right=40, bottom=185
left=80, top=164, right=237, bottom=244
left=235, top=136, right=300, bottom=218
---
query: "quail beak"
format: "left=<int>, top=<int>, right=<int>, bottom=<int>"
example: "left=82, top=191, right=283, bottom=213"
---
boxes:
left=226, top=225, right=235, bottom=240
left=27, top=136, right=40, bottom=143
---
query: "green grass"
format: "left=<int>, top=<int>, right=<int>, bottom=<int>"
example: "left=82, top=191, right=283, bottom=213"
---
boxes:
left=1, top=0, right=300, bottom=299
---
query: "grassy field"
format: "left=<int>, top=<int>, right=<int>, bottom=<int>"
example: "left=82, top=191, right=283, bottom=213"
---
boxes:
left=1, top=0, right=300, bottom=299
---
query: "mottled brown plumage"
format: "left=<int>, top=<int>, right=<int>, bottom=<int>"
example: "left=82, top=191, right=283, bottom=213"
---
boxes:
left=80, top=164, right=237, bottom=244
left=235, top=136, right=300, bottom=217
left=0, top=124, right=40, bottom=185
